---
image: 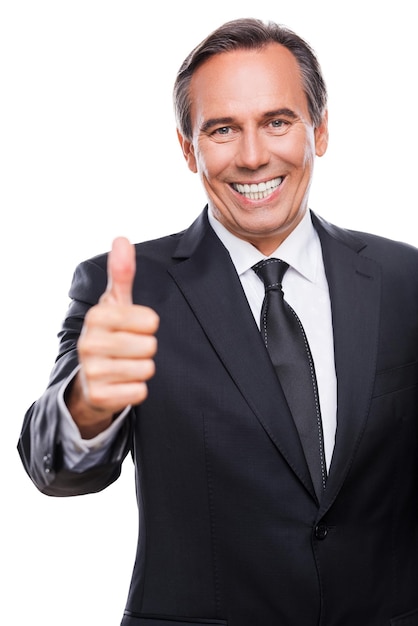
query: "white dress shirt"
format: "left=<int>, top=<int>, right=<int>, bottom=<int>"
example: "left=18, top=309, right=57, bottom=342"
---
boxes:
left=208, top=209, right=337, bottom=469
left=59, top=209, right=337, bottom=471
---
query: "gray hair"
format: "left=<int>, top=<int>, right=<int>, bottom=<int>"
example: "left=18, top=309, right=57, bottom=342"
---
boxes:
left=173, top=17, right=327, bottom=140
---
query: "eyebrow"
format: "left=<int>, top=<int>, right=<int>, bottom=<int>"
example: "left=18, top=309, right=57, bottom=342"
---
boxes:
left=263, top=108, right=298, bottom=120
left=200, top=108, right=298, bottom=134
left=200, top=117, right=235, bottom=134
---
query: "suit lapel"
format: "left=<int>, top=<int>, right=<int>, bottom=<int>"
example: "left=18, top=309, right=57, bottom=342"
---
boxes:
left=313, top=214, right=381, bottom=513
left=169, top=210, right=317, bottom=498
left=168, top=209, right=382, bottom=507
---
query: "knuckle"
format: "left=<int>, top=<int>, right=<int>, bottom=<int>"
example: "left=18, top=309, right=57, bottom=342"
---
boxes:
left=142, top=359, right=156, bottom=379
left=144, top=335, right=158, bottom=356
left=133, top=359, right=154, bottom=381
left=139, top=306, right=160, bottom=331
left=149, top=309, right=160, bottom=330
left=135, top=382, right=149, bottom=404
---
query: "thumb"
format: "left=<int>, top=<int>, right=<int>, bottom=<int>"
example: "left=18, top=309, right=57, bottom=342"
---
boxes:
left=105, top=236, right=136, bottom=304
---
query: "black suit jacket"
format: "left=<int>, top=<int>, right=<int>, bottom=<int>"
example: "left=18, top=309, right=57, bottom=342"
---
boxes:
left=18, top=209, right=418, bottom=626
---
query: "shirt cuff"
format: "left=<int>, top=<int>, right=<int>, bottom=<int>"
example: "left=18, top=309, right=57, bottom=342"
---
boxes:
left=57, top=366, right=131, bottom=470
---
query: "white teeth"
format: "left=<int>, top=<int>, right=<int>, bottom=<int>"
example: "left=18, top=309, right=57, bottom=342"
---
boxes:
left=232, top=177, right=283, bottom=200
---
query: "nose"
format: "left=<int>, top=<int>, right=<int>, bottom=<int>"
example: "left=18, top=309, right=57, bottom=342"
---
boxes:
left=235, top=128, right=270, bottom=170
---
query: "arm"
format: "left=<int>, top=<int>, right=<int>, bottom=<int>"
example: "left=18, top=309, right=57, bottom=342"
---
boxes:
left=17, top=237, right=159, bottom=496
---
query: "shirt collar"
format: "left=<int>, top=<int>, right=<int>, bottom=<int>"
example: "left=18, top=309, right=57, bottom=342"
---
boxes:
left=208, top=208, right=321, bottom=284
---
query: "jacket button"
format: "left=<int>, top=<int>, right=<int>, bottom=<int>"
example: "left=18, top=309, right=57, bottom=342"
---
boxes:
left=43, top=453, right=52, bottom=474
left=314, top=523, right=329, bottom=540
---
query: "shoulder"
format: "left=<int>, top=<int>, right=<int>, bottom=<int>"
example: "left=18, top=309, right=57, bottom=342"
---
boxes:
left=348, top=229, right=418, bottom=277
left=68, top=220, right=202, bottom=305
left=313, top=211, right=418, bottom=268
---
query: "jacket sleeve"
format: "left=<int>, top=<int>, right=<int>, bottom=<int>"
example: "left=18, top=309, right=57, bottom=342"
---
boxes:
left=17, top=255, right=133, bottom=497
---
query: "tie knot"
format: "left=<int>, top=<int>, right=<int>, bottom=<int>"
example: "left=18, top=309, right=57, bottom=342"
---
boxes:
left=252, top=258, right=289, bottom=291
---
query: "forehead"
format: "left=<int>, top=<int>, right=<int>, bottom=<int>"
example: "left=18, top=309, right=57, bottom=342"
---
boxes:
left=189, top=43, right=309, bottom=126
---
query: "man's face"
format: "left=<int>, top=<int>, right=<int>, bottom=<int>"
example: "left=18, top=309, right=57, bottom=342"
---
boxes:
left=178, top=43, right=328, bottom=255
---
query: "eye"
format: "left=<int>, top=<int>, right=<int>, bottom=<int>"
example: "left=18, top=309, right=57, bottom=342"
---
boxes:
left=269, top=119, right=290, bottom=135
left=213, top=126, right=231, bottom=136
left=209, top=125, right=238, bottom=143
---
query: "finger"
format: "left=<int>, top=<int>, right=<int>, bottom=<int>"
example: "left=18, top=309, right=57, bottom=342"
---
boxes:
left=105, top=237, right=136, bottom=304
left=80, top=376, right=150, bottom=412
left=81, top=356, right=156, bottom=384
left=84, top=304, right=159, bottom=335
left=79, top=327, right=158, bottom=359
left=101, top=381, right=150, bottom=409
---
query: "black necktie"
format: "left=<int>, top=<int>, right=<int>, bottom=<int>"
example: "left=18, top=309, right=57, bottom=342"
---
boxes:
left=252, top=258, right=326, bottom=499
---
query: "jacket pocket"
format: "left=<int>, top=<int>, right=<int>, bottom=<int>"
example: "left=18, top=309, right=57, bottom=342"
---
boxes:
left=390, top=608, right=418, bottom=625
left=121, top=615, right=227, bottom=626
left=372, top=361, right=418, bottom=398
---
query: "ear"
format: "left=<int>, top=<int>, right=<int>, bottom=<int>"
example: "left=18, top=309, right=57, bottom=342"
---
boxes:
left=314, top=110, right=329, bottom=157
left=177, top=129, right=198, bottom=173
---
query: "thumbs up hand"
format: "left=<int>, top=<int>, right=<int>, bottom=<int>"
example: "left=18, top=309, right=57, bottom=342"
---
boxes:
left=67, top=237, right=159, bottom=438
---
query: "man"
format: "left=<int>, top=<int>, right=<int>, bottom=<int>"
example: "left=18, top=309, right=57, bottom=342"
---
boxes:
left=18, top=17, right=418, bottom=626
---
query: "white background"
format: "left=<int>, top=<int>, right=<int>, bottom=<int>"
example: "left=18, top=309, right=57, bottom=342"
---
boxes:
left=1, top=1, right=417, bottom=624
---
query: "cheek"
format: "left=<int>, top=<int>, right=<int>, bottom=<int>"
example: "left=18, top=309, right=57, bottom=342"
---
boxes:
left=196, top=142, right=234, bottom=181
left=274, top=131, right=315, bottom=168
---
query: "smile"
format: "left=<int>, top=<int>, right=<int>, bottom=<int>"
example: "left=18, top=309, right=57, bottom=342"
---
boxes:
left=231, top=177, right=283, bottom=200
